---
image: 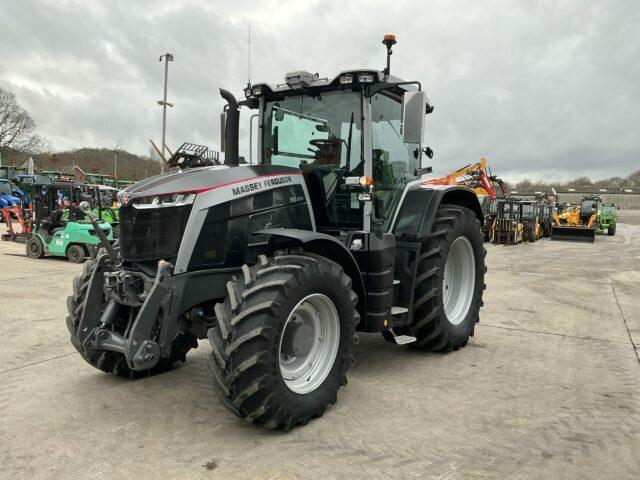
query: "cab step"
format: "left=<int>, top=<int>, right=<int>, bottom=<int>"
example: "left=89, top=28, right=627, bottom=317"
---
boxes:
left=391, top=306, right=408, bottom=315
left=381, top=328, right=417, bottom=345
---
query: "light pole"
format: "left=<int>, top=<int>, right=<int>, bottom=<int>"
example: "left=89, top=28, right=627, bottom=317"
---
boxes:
left=113, top=138, right=123, bottom=182
left=158, top=53, right=174, bottom=173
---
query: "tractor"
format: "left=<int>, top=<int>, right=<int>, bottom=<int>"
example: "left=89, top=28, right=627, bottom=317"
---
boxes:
left=597, top=202, right=616, bottom=236
left=66, top=36, right=486, bottom=430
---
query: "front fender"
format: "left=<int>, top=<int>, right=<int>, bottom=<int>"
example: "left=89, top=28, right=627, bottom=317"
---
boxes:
left=257, top=228, right=366, bottom=318
left=393, top=185, right=483, bottom=239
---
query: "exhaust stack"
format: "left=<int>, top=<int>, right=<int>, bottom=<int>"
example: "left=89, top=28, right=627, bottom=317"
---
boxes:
left=220, top=88, right=239, bottom=167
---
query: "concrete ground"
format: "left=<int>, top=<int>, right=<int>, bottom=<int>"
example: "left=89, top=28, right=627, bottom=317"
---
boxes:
left=1, top=212, right=639, bottom=480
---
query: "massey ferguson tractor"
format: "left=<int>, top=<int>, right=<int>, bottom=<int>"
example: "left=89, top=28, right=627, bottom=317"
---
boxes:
left=66, top=35, right=486, bottom=430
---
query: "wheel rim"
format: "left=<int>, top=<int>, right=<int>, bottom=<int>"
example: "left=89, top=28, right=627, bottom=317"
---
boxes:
left=278, top=293, right=340, bottom=394
left=29, top=241, right=39, bottom=255
left=442, top=236, right=476, bottom=326
left=69, top=248, right=79, bottom=261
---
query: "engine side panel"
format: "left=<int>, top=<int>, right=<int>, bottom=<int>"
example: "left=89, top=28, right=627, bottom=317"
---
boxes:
left=173, top=170, right=314, bottom=273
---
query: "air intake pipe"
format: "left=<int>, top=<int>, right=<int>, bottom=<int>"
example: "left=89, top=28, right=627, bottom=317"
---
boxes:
left=220, top=88, right=239, bottom=167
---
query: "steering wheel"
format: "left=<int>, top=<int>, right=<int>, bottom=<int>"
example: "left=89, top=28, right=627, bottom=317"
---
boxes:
left=309, top=138, right=335, bottom=147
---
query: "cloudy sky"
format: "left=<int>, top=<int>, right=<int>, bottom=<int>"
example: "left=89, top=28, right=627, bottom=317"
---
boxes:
left=1, top=0, right=638, bottom=181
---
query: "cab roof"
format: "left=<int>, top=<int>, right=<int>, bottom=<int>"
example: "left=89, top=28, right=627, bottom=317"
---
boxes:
left=251, top=69, right=418, bottom=96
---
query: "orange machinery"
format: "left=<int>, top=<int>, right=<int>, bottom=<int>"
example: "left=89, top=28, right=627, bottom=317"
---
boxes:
left=422, top=158, right=506, bottom=200
left=1, top=205, right=33, bottom=243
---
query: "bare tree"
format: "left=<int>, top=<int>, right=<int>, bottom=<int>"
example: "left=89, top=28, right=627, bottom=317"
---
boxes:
left=0, top=87, right=36, bottom=152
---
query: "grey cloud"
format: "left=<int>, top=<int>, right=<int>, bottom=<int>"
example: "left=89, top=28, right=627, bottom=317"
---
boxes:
left=0, top=0, right=638, bottom=181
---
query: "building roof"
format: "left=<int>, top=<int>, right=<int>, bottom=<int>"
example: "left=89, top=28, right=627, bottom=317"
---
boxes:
left=510, top=185, right=640, bottom=196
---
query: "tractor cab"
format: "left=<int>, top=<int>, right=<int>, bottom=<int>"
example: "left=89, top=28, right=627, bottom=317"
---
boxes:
left=241, top=70, right=431, bottom=235
left=492, top=198, right=524, bottom=244
left=580, top=195, right=601, bottom=225
left=518, top=200, right=540, bottom=242
left=207, top=36, right=440, bottom=242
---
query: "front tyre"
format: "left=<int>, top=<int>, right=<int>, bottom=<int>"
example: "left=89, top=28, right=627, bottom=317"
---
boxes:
left=411, top=205, right=486, bottom=351
left=608, top=222, right=616, bottom=236
left=208, top=253, right=358, bottom=430
left=67, top=244, right=86, bottom=263
left=26, top=236, right=45, bottom=259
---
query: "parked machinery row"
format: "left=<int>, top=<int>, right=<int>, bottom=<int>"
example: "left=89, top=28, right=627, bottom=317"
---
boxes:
left=484, top=194, right=616, bottom=245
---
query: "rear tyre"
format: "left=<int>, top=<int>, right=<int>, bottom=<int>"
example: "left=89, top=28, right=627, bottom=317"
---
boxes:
left=208, top=252, right=358, bottom=430
left=67, top=244, right=86, bottom=263
left=411, top=205, right=486, bottom=352
left=608, top=222, right=616, bottom=236
left=26, top=236, right=45, bottom=259
left=67, top=247, right=197, bottom=376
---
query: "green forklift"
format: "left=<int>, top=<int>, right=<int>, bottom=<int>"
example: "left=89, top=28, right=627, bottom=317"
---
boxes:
left=597, top=202, right=617, bottom=236
left=23, top=178, right=114, bottom=262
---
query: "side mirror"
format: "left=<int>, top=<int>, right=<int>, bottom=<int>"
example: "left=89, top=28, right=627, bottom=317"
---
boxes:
left=401, top=91, right=427, bottom=144
left=220, top=112, right=227, bottom=152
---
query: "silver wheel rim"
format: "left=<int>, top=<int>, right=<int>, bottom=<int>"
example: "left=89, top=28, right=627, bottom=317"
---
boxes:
left=278, top=293, right=340, bottom=394
left=442, top=236, right=476, bottom=326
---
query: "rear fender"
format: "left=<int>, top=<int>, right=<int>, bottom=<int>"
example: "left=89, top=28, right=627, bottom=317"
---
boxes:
left=258, top=228, right=366, bottom=318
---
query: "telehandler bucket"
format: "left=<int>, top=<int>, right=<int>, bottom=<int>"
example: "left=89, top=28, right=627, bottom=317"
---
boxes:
left=551, top=225, right=596, bottom=243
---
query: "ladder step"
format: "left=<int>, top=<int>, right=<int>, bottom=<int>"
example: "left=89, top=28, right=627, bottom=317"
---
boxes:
left=391, top=306, right=408, bottom=315
left=393, top=334, right=417, bottom=345
left=393, top=279, right=400, bottom=285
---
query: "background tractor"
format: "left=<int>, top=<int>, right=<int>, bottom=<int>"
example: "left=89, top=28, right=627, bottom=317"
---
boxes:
left=597, top=202, right=617, bottom=236
left=66, top=36, right=486, bottom=430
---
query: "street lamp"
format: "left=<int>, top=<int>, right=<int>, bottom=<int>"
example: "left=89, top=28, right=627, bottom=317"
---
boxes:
left=113, top=138, right=123, bottom=182
left=158, top=52, right=174, bottom=173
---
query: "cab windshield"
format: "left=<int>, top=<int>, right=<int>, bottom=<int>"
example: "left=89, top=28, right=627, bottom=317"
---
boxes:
left=263, top=91, right=363, bottom=230
left=521, top=203, right=534, bottom=219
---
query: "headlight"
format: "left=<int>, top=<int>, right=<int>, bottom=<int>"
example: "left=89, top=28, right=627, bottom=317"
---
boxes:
left=132, top=192, right=196, bottom=209
left=357, top=73, right=375, bottom=83
left=339, top=75, right=353, bottom=85
left=251, top=85, right=263, bottom=96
